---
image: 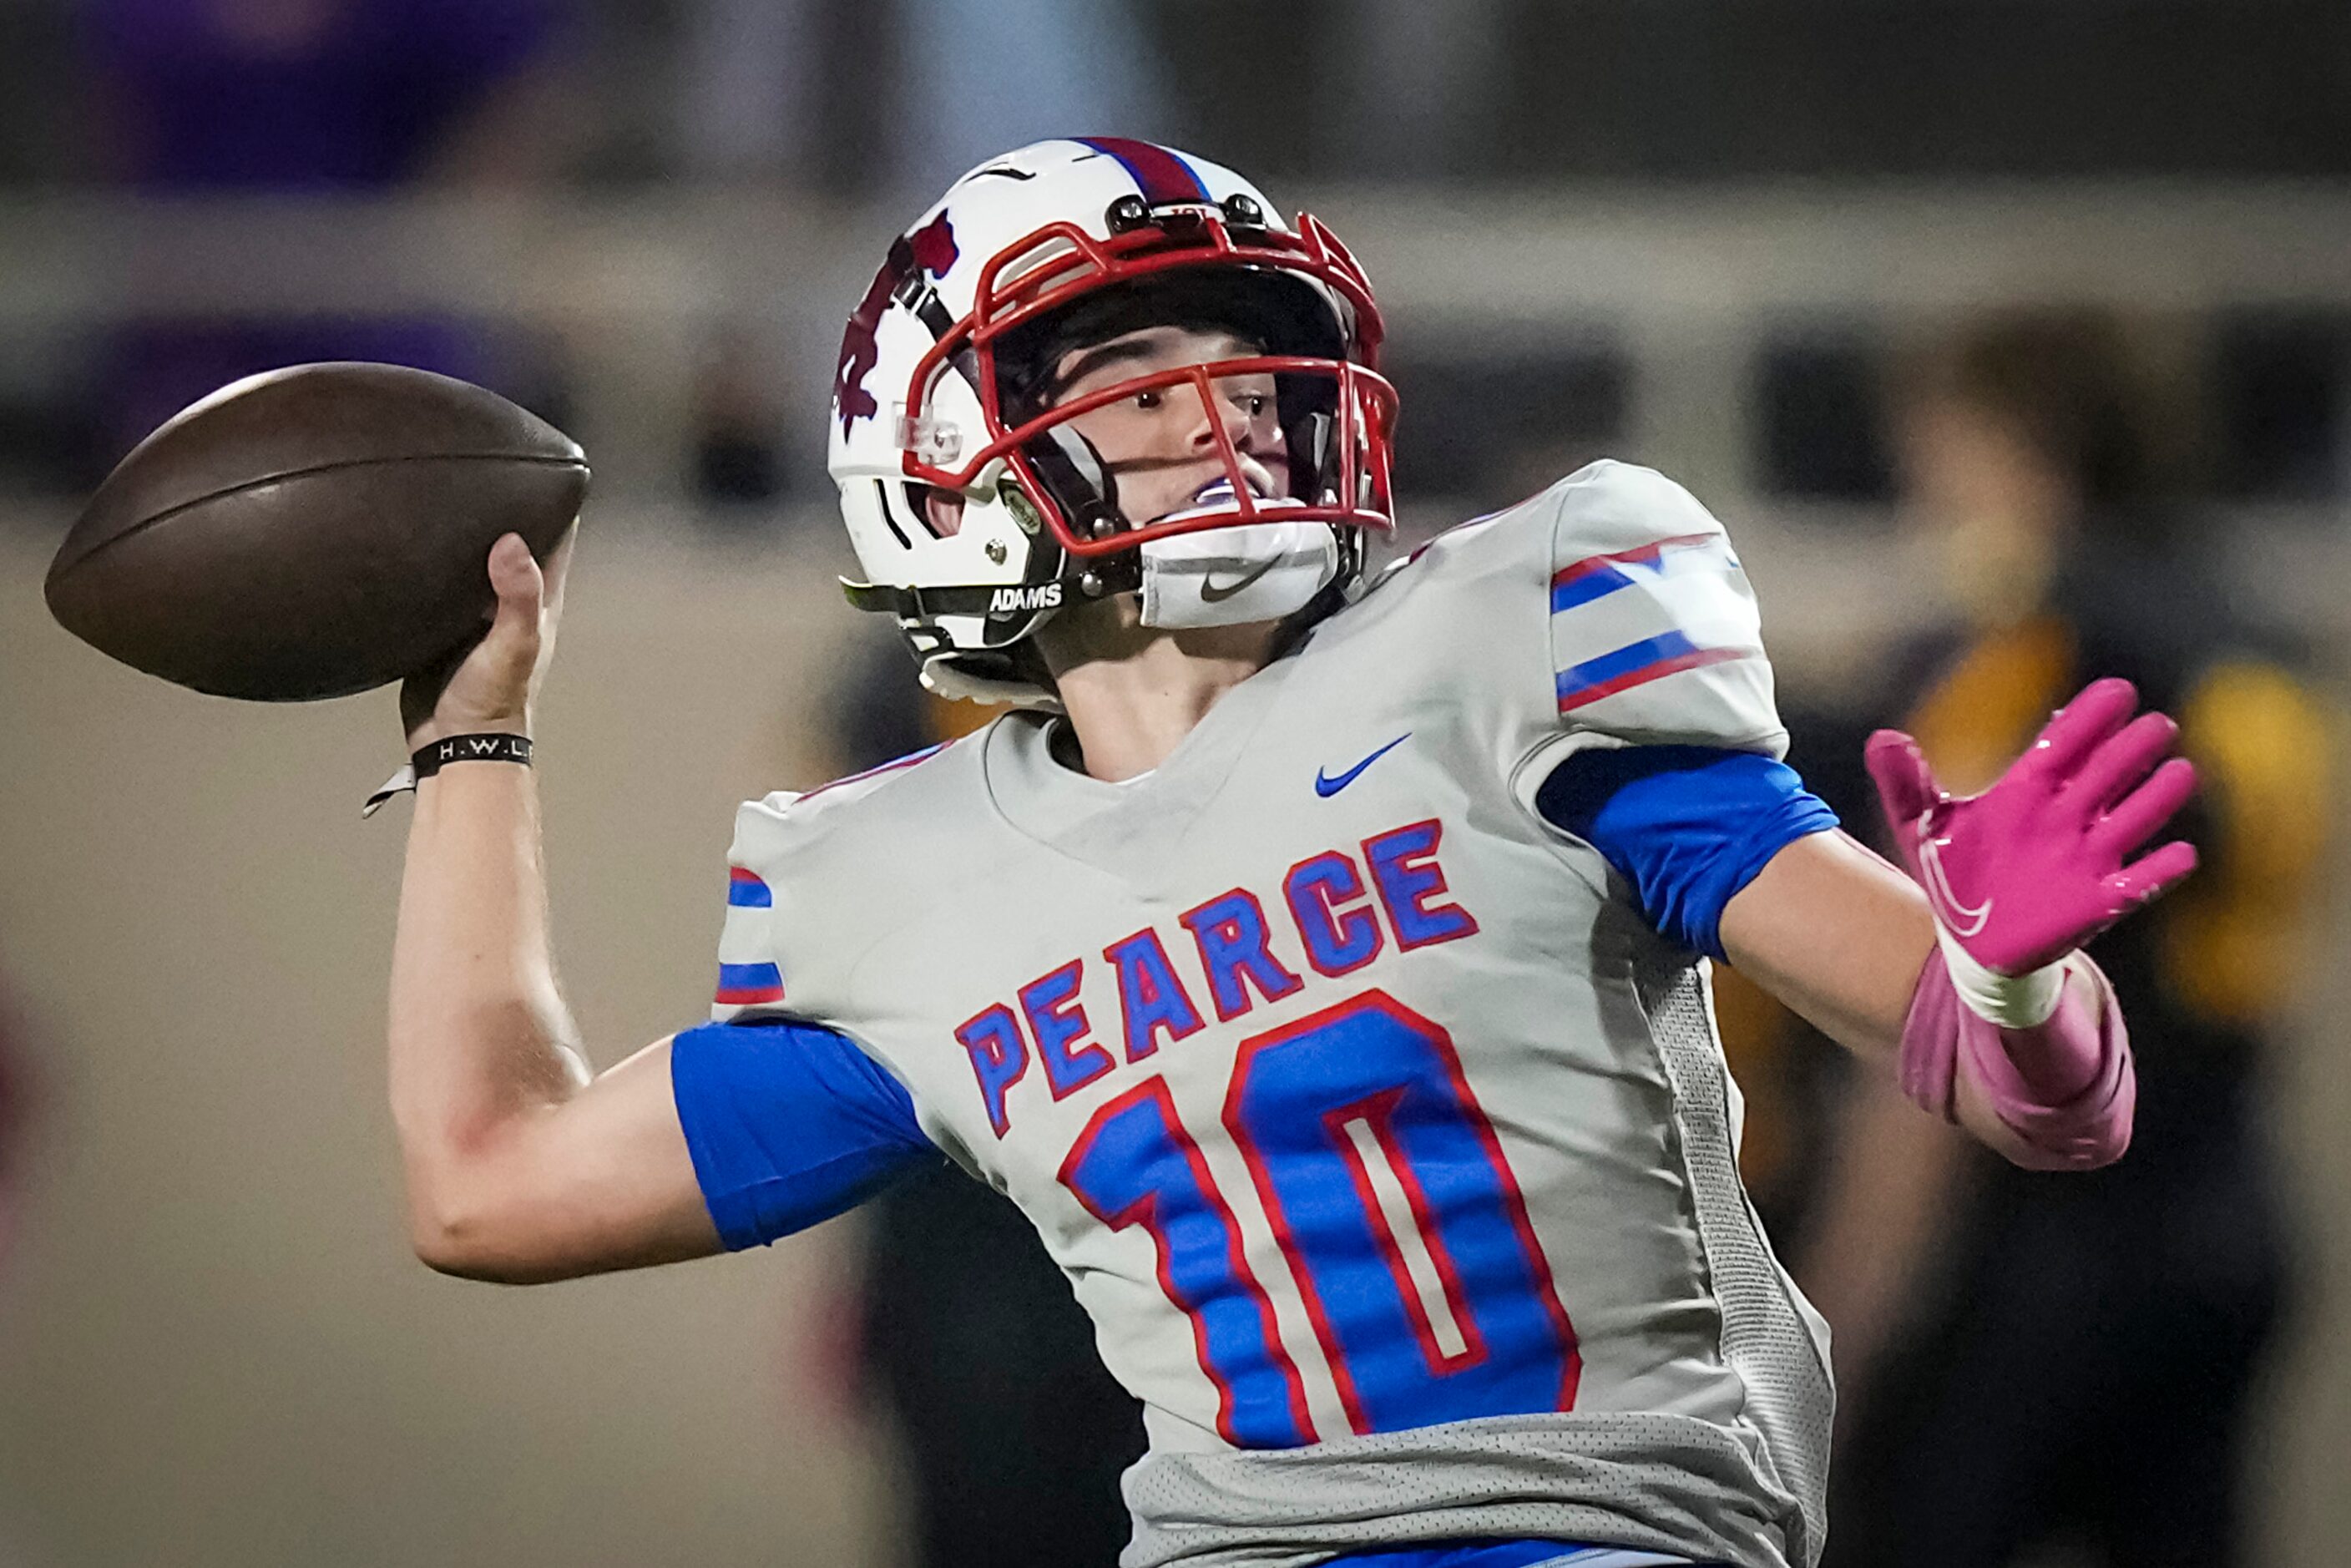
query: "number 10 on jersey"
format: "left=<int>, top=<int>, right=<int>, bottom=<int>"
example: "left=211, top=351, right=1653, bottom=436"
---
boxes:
left=1059, top=989, right=1582, bottom=1446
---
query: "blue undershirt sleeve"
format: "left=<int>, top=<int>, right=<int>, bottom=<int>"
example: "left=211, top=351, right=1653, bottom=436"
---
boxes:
left=670, top=1019, right=941, bottom=1250
left=1535, top=745, right=1839, bottom=962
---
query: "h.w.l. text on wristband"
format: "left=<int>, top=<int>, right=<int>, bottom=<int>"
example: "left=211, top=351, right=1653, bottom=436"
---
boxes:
left=362, top=733, right=533, bottom=818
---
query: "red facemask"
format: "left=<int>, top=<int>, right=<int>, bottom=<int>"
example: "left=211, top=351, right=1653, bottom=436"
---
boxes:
left=895, top=207, right=1400, bottom=562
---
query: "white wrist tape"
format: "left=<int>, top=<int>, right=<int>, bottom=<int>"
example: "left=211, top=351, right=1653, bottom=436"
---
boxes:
left=1934, top=923, right=2069, bottom=1029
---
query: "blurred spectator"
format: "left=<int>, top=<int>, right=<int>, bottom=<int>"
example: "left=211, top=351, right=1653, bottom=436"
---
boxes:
left=821, top=634, right=1146, bottom=1568
left=673, top=0, right=822, bottom=184
left=1787, top=311, right=2328, bottom=1568
left=83, top=0, right=566, bottom=191
left=688, top=325, right=791, bottom=513
left=79, top=0, right=576, bottom=463
left=892, top=0, right=1171, bottom=195
left=674, top=0, right=1170, bottom=195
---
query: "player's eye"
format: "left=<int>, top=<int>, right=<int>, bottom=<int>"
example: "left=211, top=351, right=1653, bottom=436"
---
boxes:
left=1241, top=393, right=1269, bottom=416
left=1133, top=389, right=1163, bottom=411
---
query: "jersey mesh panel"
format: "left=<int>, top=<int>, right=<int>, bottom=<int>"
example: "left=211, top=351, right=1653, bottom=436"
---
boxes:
left=1632, top=955, right=1833, bottom=1565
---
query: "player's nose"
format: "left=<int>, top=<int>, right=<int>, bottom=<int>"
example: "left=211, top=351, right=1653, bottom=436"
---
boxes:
left=1186, top=377, right=1262, bottom=454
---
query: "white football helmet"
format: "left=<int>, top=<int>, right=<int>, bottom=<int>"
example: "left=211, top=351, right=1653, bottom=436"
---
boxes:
left=827, top=137, right=1398, bottom=705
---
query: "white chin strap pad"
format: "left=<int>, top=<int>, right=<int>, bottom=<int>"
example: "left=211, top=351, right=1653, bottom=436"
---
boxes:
left=1137, top=517, right=1340, bottom=630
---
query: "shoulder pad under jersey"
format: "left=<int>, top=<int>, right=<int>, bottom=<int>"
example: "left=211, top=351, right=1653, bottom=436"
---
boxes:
left=1540, top=459, right=1785, bottom=754
left=709, top=736, right=970, bottom=1024
left=1342, top=460, right=1785, bottom=766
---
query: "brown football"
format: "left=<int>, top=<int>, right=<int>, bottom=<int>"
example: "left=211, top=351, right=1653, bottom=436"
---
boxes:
left=45, top=362, right=589, bottom=701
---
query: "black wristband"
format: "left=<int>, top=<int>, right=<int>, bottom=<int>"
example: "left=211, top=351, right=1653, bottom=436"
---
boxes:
left=412, top=732, right=533, bottom=778
left=362, top=733, right=533, bottom=818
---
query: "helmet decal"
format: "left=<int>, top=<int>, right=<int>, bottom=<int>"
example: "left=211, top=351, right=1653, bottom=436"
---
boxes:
left=836, top=210, right=961, bottom=435
left=1073, top=136, right=1207, bottom=205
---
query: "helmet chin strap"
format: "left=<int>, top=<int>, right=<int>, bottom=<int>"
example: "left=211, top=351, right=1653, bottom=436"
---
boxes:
left=1136, top=515, right=1341, bottom=630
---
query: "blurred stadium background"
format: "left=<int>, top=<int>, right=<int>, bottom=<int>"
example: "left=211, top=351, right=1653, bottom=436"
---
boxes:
left=3, top=2, right=2350, bottom=1565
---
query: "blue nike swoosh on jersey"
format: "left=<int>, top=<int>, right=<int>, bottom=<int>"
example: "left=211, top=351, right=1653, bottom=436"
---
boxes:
left=1315, top=733, right=1412, bottom=797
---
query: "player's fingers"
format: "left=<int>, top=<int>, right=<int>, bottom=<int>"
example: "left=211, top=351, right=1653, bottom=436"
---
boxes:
left=2029, top=677, right=2138, bottom=776
left=2094, top=756, right=2197, bottom=855
left=1864, top=729, right=1942, bottom=827
left=2068, top=710, right=2180, bottom=812
left=2104, top=837, right=2199, bottom=911
left=486, top=533, right=543, bottom=612
left=483, top=534, right=547, bottom=653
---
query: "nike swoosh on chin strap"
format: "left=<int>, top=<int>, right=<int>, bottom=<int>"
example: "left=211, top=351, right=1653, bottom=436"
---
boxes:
left=1315, top=733, right=1412, bottom=797
left=1199, top=554, right=1281, bottom=602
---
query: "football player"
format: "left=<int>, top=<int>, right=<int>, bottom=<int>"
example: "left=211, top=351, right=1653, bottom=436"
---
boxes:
left=382, top=140, right=2197, bottom=1568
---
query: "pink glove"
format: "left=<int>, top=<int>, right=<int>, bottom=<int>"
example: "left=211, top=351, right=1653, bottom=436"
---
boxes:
left=1866, top=676, right=2199, bottom=977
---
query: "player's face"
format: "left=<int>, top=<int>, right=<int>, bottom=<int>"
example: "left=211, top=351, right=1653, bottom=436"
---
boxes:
left=1046, top=326, right=1292, bottom=527
left=1897, top=391, right=2070, bottom=626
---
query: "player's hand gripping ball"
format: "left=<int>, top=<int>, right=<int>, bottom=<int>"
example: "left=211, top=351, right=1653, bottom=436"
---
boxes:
left=44, top=362, right=587, bottom=702
left=1867, top=677, right=2200, bottom=975
left=397, top=528, right=569, bottom=752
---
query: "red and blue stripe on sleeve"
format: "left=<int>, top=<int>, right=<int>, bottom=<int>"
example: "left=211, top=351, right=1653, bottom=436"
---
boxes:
left=1548, top=531, right=1762, bottom=716
left=715, top=866, right=785, bottom=1006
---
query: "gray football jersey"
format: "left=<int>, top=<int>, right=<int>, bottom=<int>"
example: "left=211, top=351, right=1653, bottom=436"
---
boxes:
left=714, top=460, right=1834, bottom=1568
